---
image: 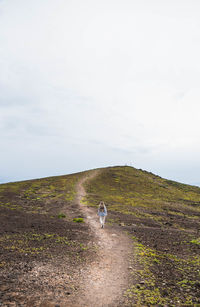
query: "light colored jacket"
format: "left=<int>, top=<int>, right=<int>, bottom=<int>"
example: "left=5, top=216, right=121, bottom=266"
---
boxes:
left=98, top=204, right=107, bottom=216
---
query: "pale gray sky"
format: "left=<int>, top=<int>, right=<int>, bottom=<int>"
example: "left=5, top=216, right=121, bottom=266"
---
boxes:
left=1, top=0, right=200, bottom=185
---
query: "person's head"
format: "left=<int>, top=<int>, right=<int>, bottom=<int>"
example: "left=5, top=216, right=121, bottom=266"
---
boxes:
left=99, top=201, right=105, bottom=209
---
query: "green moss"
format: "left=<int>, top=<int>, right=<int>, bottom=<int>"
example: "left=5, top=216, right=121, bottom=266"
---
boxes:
left=83, top=166, right=200, bottom=229
left=1, top=166, right=199, bottom=304
left=0, top=172, right=84, bottom=218
left=73, top=218, right=84, bottom=223
left=190, top=238, right=200, bottom=245
left=125, top=285, right=166, bottom=305
left=57, top=213, right=66, bottom=218
left=124, top=234, right=200, bottom=305
left=0, top=202, right=23, bottom=211
left=0, top=232, right=78, bottom=256
left=124, top=237, right=168, bottom=305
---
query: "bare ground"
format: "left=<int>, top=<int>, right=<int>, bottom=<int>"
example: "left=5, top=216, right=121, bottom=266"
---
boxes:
left=2, top=166, right=198, bottom=305
left=0, top=170, right=134, bottom=307
left=67, top=170, right=134, bottom=307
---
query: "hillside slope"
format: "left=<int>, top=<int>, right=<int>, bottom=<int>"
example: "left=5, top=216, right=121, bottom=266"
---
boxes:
left=83, top=166, right=200, bottom=305
left=0, top=166, right=200, bottom=306
left=0, top=170, right=97, bottom=306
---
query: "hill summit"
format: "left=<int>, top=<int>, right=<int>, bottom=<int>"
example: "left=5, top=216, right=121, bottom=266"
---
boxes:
left=0, top=166, right=199, bottom=306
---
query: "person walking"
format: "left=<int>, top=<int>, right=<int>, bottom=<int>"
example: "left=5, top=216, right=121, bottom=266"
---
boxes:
left=98, top=201, right=107, bottom=228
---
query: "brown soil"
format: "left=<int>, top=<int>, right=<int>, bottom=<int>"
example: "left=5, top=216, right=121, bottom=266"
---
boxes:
left=1, top=166, right=199, bottom=306
left=68, top=171, right=133, bottom=307
left=0, top=170, right=133, bottom=307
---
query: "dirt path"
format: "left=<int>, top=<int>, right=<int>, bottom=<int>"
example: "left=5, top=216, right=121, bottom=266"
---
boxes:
left=72, top=170, right=133, bottom=307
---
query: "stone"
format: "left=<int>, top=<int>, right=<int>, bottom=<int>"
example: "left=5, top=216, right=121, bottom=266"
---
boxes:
left=0, top=284, right=10, bottom=291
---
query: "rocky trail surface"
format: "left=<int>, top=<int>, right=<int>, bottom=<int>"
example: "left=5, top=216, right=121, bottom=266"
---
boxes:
left=68, top=170, right=133, bottom=307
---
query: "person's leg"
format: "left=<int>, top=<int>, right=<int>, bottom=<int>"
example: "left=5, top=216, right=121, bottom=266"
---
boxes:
left=99, top=216, right=103, bottom=228
left=102, top=216, right=106, bottom=228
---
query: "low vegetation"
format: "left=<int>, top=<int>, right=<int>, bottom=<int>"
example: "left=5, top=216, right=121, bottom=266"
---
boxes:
left=0, top=171, right=96, bottom=306
left=73, top=218, right=84, bottom=223
left=0, top=166, right=199, bottom=306
left=57, top=212, right=66, bottom=218
left=84, top=166, right=200, bottom=305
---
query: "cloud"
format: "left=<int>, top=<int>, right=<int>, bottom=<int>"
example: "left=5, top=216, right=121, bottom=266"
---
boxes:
left=0, top=0, right=200, bottom=184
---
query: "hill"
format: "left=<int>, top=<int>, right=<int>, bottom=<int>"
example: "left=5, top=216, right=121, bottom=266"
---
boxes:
left=0, top=166, right=199, bottom=306
left=83, top=166, right=200, bottom=305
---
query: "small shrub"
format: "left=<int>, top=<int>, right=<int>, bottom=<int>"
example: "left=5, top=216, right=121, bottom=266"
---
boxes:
left=57, top=213, right=66, bottom=218
left=73, top=218, right=84, bottom=223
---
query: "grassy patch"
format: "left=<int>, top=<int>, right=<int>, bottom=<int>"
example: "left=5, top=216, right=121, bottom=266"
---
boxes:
left=125, top=238, right=167, bottom=305
left=83, top=166, right=200, bottom=305
left=190, top=238, right=200, bottom=245
left=57, top=213, right=66, bottom=218
left=1, top=166, right=200, bottom=305
left=0, top=172, right=85, bottom=218
left=73, top=218, right=84, bottom=223
left=84, top=166, right=200, bottom=226
left=0, top=232, right=84, bottom=256
left=125, top=236, right=200, bottom=305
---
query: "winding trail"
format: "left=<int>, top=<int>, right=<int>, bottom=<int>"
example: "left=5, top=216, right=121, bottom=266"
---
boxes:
left=73, top=170, right=133, bottom=307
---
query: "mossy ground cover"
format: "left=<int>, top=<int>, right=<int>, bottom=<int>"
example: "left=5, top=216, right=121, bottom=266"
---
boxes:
left=84, top=166, right=200, bottom=305
left=0, top=171, right=96, bottom=306
left=1, top=166, right=200, bottom=306
left=0, top=172, right=81, bottom=217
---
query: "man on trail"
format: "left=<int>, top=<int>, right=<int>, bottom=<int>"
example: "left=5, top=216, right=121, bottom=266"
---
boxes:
left=98, top=201, right=107, bottom=228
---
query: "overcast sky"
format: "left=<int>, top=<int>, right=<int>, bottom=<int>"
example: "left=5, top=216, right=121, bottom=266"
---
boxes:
left=1, top=0, right=200, bottom=185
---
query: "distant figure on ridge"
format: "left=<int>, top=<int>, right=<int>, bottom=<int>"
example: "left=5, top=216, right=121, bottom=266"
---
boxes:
left=98, top=201, right=107, bottom=228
